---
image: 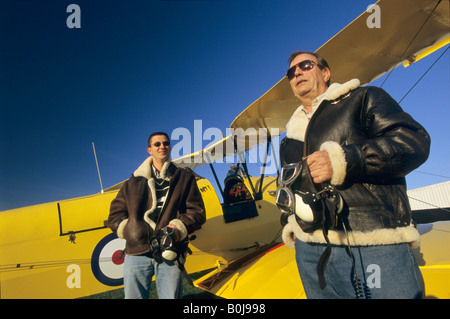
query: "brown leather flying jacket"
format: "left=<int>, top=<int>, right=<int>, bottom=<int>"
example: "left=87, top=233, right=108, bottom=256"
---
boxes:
left=281, top=79, right=430, bottom=248
left=107, top=157, right=206, bottom=255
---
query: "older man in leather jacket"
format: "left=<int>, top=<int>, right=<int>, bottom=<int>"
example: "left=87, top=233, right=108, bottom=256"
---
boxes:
left=280, top=51, right=430, bottom=298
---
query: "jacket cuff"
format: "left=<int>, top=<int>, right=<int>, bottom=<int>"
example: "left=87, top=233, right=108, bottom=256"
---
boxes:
left=320, top=141, right=347, bottom=186
left=117, top=219, right=128, bottom=239
left=282, top=222, right=296, bottom=249
left=168, top=219, right=188, bottom=241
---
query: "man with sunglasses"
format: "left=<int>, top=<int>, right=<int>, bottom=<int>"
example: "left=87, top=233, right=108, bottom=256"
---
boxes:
left=107, top=132, right=206, bottom=299
left=279, top=51, right=430, bottom=298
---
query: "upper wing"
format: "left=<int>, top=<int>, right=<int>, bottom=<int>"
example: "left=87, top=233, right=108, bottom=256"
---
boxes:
left=318, top=0, right=449, bottom=85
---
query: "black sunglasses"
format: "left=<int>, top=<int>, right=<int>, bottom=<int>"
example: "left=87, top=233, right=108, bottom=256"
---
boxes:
left=286, top=60, right=316, bottom=80
left=152, top=141, right=170, bottom=147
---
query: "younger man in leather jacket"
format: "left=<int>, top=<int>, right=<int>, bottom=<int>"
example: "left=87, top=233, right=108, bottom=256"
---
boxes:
left=280, top=51, right=430, bottom=298
left=107, top=132, right=206, bottom=299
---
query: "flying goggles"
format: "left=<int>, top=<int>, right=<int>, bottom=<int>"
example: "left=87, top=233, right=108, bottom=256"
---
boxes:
left=276, top=162, right=343, bottom=223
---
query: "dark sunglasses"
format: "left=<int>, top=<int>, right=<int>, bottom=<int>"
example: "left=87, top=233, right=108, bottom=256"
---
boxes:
left=286, top=60, right=316, bottom=80
left=152, top=141, right=170, bottom=147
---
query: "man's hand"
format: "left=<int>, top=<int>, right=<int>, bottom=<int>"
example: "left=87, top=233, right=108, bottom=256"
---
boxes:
left=306, top=150, right=333, bottom=184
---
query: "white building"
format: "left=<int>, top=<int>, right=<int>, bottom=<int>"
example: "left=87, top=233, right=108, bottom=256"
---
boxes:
left=408, top=181, right=450, bottom=224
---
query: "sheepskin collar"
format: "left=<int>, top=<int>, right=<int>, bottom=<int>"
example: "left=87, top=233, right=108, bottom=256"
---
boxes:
left=133, top=156, right=172, bottom=181
left=321, top=78, right=360, bottom=102
left=286, top=79, right=360, bottom=142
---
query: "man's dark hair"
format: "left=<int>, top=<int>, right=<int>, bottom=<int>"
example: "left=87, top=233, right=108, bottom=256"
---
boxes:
left=148, top=132, right=170, bottom=147
left=288, top=51, right=331, bottom=86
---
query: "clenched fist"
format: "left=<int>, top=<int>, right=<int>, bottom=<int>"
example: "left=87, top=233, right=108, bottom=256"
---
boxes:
left=306, top=150, right=333, bottom=184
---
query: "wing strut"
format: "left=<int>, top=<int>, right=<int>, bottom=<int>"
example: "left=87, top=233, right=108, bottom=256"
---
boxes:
left=257, top=132, right=272, bottom=199
left=233, top=135, right=259, bottom=199
left=204, top=152, right=224, bottom=199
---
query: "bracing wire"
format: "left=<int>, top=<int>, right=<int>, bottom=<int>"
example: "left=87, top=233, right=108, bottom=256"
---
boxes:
left=399, top=46, right=449, bottom=103
left=413, top=170, right=450, bottom=180
left=379, top=0, right=442, bottom=89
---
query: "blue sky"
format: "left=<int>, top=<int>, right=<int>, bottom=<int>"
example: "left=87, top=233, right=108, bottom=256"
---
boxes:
left=1, top=0, right=449, bottom=211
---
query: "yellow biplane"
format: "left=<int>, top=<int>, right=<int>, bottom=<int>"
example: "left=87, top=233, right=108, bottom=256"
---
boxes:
left=0, top=0, right=449, bottom=299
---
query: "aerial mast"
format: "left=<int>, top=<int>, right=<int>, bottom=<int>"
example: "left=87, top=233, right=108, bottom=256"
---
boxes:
left=92, top=141, right=104, bottom=193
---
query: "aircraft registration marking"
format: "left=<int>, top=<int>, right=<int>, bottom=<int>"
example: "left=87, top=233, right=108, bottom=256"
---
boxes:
left=199, top=185, right=212, bottom=193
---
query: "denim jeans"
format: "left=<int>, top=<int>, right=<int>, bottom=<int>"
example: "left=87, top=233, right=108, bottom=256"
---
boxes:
left=123, top=253, right=183, bottom=299
left=294, top=239, right=424, bottom=299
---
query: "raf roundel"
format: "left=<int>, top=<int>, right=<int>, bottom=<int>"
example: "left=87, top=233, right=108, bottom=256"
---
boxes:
left=91, top=233, right=126, bottom=286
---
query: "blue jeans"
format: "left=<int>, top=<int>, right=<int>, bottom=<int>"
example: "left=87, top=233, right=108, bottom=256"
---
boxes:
left=123, top=253, right=183, bottom=299
left=294, top=239, right=424, bottom=299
